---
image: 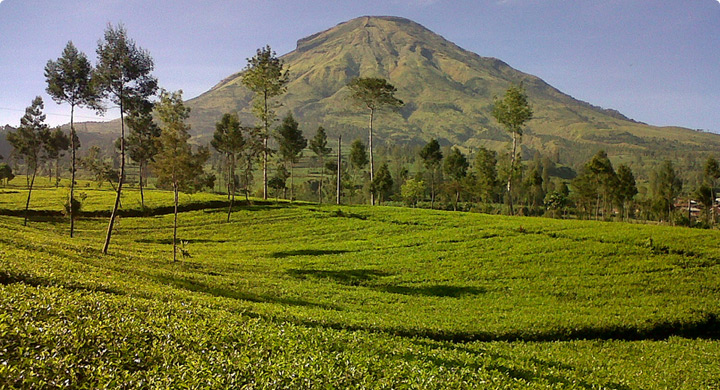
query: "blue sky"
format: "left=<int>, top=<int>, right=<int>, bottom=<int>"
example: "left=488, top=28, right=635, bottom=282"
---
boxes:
left=1, top=0, right=718, bottom=132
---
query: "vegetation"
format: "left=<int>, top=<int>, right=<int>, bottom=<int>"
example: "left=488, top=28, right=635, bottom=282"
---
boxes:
left=94, top=23, right=158, bottom=254
left=45, top=40, right=102, bottom=237
left=1, top=185, right=720, bottom=388
left=241, top=45, right=289, bottom=200
left=347, top=77, right=403, bottom=205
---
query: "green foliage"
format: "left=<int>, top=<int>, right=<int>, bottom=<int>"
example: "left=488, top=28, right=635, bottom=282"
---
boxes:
left=274, top=113, right=306, bottom=165
left=349, top=139, right=368, bottom=170
left=241, top=45, right=289, bottom=130
left=474, top=146, right=498, bottom=203
left=492, top=84, right=533, bottom=137
left=347, top=77, right=404, bottom=111
left=400, top=178, right=425, bottom=206
left=370, top=163, right=393, bottom=203
left=1, top=192, right=720, bottom=388
left=0, top=163, right=13, bottom=185
left=650, top=160, right=683, bottom=221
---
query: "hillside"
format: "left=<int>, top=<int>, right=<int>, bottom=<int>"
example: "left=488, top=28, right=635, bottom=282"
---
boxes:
left=185, top=16, right=720, bottom=170
left=1, top=186, right=719, bottom=388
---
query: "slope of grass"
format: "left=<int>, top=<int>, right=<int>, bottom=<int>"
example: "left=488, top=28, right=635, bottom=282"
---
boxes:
left=1, top=187, right=719, bottom=388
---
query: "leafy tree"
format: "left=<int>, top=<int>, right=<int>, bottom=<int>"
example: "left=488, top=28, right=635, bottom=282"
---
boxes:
left=41, top=127, right=70, bottom=187
left=125, top=97, right=160, bottom=208
left=347, top=77, right=403, bottom=205
left=492, top=84, right=533, bottom=215
left=268, top=164, right=289, bottom=201
left=401, top=178, right=425, bottom=207
left=309, top=126, right=331, bottom=203
left=703, top=157, right=720, bottom=223
left=152, top=90, right=209, bottom=262
left=241, top=45, right=289, bottom=200
left=419, top=139, right=443, bottom=209
left=274, top=113, right=306, bottom=201
left=694, top=183, right=713, bottom=222
left=584, top=150, right=617, bottom=220
left=45, top=40, right=102, bottom=237
left=544, top=190, right=568, bottom=218
left=443, top=147, right=468, bottom=211
left=81, top=146, right=120, bottom=190
left=237, top=125, right=264, bottom=201
left=95, top=23, right=158, bottom=254
left=370, top=162, right=393, bottom=204
left=650, top=160, right=682, bottom=221
left=615, top=164, right=638, bottom=220
left=212, top=113, right=245, bottom=221
left=523, top=167, right=544, bottom=211
left=349, top=139, right=368, bottom=201
left=6, top=97, right=48, bottom=226
left=474, top=146, right=498, bottom=204
left=0, top=163, right=13, bottom=186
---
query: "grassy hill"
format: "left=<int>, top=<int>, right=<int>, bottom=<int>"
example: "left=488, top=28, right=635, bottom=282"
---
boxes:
left=185, top=16, right=720, bottom=172
left=1, top=186, right=719, bottom=388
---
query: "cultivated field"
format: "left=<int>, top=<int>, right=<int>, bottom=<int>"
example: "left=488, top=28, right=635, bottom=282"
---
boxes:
left=1, top=186, right=719, bottom=389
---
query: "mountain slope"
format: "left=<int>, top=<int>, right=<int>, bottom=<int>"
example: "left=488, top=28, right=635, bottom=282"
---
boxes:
left=166, top=17, right=720, bottom=170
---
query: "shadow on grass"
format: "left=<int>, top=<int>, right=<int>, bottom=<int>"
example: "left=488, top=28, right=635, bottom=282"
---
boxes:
left=135, top=238, right=229, bottom=245
left=271, top=249, right=353, bottom=259
left=378, top=284, right=486, bottom=298
left=287, top=268, right=391, bottom=286
left=154, top=273, right=340, bottom=311
left=0, top=269, right=125, bottom=296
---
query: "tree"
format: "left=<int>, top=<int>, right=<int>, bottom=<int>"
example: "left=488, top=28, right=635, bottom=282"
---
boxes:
left=443, top=147, right=468, bottom=211
left=0, top=163, right=13, bottom=186
left=419, top=139, right=443, bottom=209
left=45, top=40, right=102, bottom=237
left=41, top=127, right=70, bottom=187
left=309, top=126, right=332, bottom=203
left=474, top=146, right=498, bottom=204
left=401, top=178, right=425, bottom=207
left=347, top=77, right=403, bottom=205
left=274, top=113, right=306, bottom=201
left=492, top=84, right=533, bottom=215
left=7, top=97, right=48, bottom=226
left=241, top=45, right=289, bottom=201
left=125, top=98, right=160, bottom=208
left=694, top=183, right=713, bottom=222
left=584, top=150, right=617, bottom=220
left=703, top=157, right=720, bottom=223
left=211, top=113, right=245, bottom=221
left=650, top=160, right=682, bottom=222
left=370, top=162, right=393, bottom=204
left=523, top=167, right=544, bottom=211
left=615, top=164, right=638, bottom=221
left=152, top=90, right=208, bottom=262
left=95, top=23, right=158, bottom=254
left=81, top=146, right=119, bottom=189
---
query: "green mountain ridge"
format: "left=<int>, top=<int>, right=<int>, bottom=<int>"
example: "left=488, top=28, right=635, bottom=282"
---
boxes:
left=184, top=16, right=720, bottom=171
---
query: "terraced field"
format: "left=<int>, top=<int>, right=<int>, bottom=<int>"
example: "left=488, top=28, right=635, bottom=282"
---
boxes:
left=1, top=186, right=719, bottom=389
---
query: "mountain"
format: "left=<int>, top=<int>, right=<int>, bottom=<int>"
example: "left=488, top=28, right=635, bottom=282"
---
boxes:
left=112, top=16, right=720, bottom=173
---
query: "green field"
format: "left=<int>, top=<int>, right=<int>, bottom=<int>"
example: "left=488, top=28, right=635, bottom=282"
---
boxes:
left=1, top=186, right=719, bottom=389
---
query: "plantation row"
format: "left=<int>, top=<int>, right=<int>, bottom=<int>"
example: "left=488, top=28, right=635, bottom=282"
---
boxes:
left=1, top=194, right=719, bottom=388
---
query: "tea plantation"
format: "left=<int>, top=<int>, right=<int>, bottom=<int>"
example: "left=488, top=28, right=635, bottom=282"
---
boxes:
left=1, top=186, right=719, bottom=389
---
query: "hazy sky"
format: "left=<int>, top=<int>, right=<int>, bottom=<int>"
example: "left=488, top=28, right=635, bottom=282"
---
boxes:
left=1, top=0, right=718, bottom=132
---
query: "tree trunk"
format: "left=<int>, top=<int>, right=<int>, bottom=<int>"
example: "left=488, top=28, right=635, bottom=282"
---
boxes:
left=103, top=98, right=125, bottom=255
left=368, top=108, right=375, bottom=206
left=70, top=105, right=77, bottom=238
left=337, top=136, right=341, bottom=205
left=173, top=182, right=178, bottom=262
left=290, top=163, right=294, bottom=201
left=55, top=157, right=60, bottom=188
left=430, top=170, right=436, bottom=209
left=318, top=159, right=324, bottom=204
left=262, top=91, right=269, bottom=200
left=227, top=154, right=235, bottom=222
left=454, top=189, right=459, bottom=211
left=139, top=162, right=145, bottom=209
left=506, top=132, right=517, bottom=215
left=23, top=166, right=37, bottom=227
